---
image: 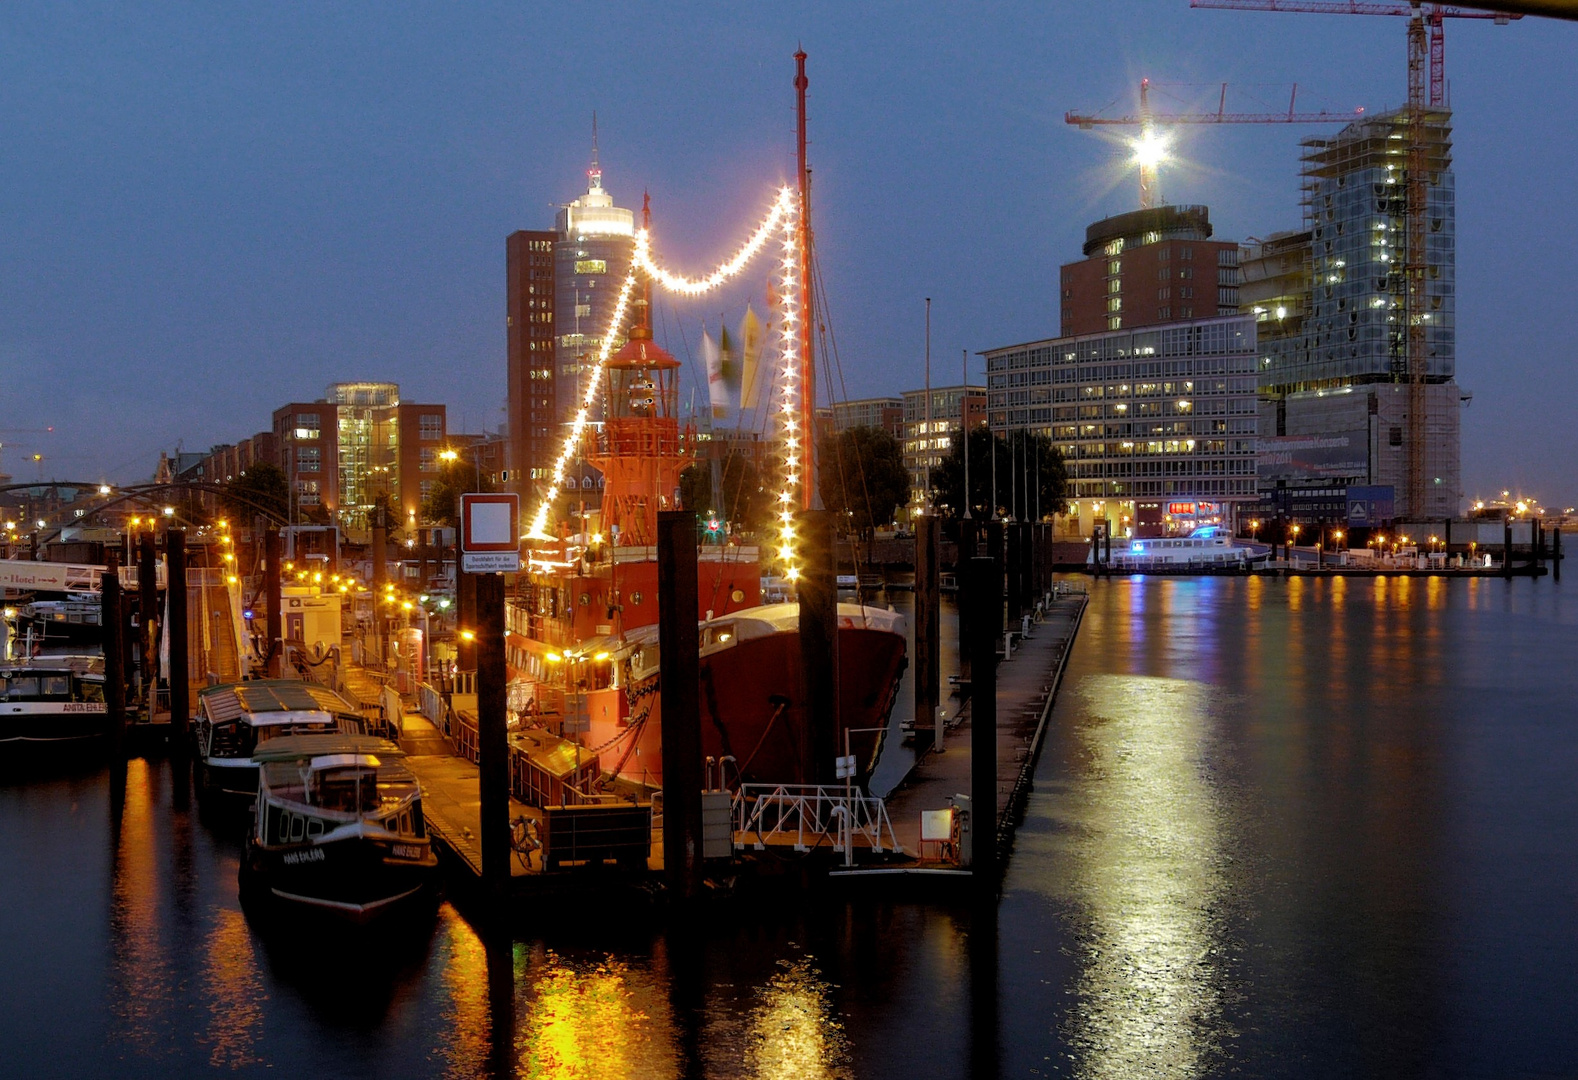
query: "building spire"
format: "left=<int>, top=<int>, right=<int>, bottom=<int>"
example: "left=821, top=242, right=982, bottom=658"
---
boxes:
left=589, top=111, right=603, bottom=193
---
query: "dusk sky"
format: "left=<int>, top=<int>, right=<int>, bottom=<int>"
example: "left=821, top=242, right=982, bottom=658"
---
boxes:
left=3, top=3, right=1574, bottom=507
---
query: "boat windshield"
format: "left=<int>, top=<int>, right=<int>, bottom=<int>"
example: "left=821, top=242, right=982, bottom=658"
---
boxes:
left=3, top=674, right=73, bottom=700
left=255, top=719, right=351, bottom=744
left=262, top=762, right=418, bottom=817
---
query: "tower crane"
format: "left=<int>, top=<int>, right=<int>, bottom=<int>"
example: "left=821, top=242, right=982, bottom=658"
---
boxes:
left=1066, top=78, right=1365, bottom=208
left=0, top=427, right=55, bottom=478
left=1189, top=1, right=1522, bottom=519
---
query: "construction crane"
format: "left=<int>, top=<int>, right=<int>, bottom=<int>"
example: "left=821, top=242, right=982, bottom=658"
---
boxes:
left=0, top=427, right=55, bottom=478
left=1066, top=78, right=1365, bottom=208
left=1189, top=2, right=1522, bottom=521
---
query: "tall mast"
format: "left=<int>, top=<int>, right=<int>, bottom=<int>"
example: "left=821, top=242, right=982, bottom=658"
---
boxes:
left=795, top=48, right=815, bottom=510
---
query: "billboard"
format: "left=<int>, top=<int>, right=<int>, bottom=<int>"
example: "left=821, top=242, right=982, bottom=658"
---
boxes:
left=1346, top=486, right=1395, bottom=526
left=1257, top=431, right=1369, bottom=481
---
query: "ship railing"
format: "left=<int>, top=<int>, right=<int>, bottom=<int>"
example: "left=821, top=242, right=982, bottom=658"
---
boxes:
left=733, top=783, right=902, bottom=858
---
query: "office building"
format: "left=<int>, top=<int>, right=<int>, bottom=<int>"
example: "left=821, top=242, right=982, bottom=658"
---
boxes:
left=1245, top=107, right=1463, bottom=520
left=273, top=382, right=446, bottom=534
left=1059, top=205, right=1241, bottom=337
left=505, top=229, right=557, bottom=499
left=984, top=315, right=1260, bottom=534
left=832, top=397, right=905, bottom=441
left=901, top=385, right=986, bottom=506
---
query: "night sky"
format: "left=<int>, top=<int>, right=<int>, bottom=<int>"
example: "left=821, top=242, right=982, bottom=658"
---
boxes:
left=3, top=3, right=1574, bottom=507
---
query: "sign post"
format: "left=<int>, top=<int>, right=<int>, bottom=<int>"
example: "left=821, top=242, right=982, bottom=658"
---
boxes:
left=460, top=492, right=519, bottom=892
left=460, top=493, right=521, bottom=574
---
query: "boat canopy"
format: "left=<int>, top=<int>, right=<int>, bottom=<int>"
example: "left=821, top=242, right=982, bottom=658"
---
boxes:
left=200, top=680, right=361, bottom=725
left=704, top=602, right=906, bottom=642
left=253, top=733, right=403, bottom=765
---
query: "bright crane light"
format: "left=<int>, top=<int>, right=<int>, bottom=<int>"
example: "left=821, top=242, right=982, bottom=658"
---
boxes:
left=1131, top=128, right=1170, bottom=169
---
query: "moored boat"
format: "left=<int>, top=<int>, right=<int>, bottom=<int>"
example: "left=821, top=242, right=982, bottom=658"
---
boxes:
left=194, top=679, right=367, bottom=798
left=0, top=655, right=107, bottom=745
left=239, top=733, right=439, bottom=921
left=1096, top=524, right=1265, bottom=573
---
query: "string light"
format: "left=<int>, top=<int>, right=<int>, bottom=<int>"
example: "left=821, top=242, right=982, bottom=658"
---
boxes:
left=525, top=187, right=808, bottom=558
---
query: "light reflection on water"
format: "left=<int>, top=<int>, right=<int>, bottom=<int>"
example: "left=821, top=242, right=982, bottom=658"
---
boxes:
left=1052, top=675, right=1229, bottom=1079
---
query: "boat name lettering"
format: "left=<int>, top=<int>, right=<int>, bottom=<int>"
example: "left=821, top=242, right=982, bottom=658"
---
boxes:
left=62, top=703, right=107, bottom=713
left=281, top=847, right=326, bottom=865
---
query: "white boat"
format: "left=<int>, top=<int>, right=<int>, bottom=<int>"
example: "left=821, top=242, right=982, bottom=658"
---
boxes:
left=239, top=733, right=439, bottom=921
left=0, top=655, right=107, bottom=745
left=1094, top=525, right=1262, bottom=573
left=194, top=679, right=368, bottom=798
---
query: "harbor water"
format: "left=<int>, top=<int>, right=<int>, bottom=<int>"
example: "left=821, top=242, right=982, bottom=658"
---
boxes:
left=2, top=574, right=1574, bottom=1078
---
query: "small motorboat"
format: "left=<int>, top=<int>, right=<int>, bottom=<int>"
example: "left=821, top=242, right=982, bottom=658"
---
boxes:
left=0, top=654, right=107, bottom=746
left=239, top=733, right=439, bottom=921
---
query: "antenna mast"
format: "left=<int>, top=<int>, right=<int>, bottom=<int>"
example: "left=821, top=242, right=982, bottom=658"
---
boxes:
left=796, top=48, right=815, bottom=510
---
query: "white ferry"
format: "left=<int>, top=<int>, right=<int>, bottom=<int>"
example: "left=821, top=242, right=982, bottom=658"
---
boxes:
left=0, top=655, right=107, bottom=745
left=1093, top=525, right=1262, bottom=573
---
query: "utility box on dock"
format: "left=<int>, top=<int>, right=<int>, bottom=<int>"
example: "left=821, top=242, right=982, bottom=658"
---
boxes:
left=701, top=791, right=734, bottom=859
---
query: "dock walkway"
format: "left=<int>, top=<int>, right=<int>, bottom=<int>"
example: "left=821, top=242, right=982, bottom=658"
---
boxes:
left=881, top=588, right=1087, bottom=866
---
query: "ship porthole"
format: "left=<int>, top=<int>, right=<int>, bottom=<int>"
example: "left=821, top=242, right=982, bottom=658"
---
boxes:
left=631, top=592, right=643, bottom=605
left=731, top=589, right=745, bottom=603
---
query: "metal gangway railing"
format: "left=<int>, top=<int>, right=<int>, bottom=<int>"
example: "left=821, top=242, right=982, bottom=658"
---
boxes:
left=733, top=783, right=902, bottom=863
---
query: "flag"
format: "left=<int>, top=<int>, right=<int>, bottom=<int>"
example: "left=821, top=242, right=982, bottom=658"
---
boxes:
left=702, top=327, right=727, bottom=420
left=720, top=324, right=741, bottom=406
left=739, top=304, right=764, bottom=409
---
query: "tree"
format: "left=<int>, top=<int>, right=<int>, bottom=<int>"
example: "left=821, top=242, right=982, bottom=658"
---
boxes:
left=420, top=457, right=495, bottom=529
left=221, top=461, right=290, bottom=524
left=678, top=464, right=712, bottom=516
left=719, top=451, right=769, bottom=536
left=817, top=425, right=911, bottom=539
left=930, top=427, right=1067, bottom=519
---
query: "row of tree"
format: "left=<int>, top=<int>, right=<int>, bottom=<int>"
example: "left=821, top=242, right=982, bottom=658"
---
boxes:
left=209, top=425, right=1068, bottom=539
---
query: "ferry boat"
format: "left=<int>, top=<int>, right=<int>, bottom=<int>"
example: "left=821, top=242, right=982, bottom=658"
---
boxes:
left=239, top=733, right=438, bottom=921
left=0, top=655, right=107, bottom=745
left=194, top=679, right=367, bottom=798
left=1095, top=525, right=1262, bottom=573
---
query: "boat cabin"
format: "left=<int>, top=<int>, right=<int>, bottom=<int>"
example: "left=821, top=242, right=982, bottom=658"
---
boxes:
left=195, top=679, right=366, bottom=796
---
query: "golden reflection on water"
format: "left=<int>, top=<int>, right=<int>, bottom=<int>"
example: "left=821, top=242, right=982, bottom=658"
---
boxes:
left=199, top=907, right=266, bottom=1069
left=744, top=956, right=850, bottom=1080
left=1056, top=674, right=1227, bottom=1079
left=109, top=759, right=170, bottom=1053
left=435, top=906, right=493, bottom=1079
left=517, top=951, right=675, bottom=1080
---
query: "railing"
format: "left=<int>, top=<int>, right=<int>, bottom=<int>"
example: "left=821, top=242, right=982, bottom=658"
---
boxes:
left=733, top=783, right=901, bottom=861
left=417, top=682, right=448, bottom=735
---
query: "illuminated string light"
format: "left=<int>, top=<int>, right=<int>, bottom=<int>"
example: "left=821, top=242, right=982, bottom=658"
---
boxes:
left=524, top=186, right=807, bottom=587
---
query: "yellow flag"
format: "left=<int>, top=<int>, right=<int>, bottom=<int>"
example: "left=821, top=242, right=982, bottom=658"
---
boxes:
left=739, top=304, right=765, bottom=409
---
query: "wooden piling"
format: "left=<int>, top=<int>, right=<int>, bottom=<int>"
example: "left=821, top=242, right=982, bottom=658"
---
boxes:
left=798, top=509, right=839, bottom=786
left=165, top=530, right=189, bottom=744
left=985, top=521, right=1004, bottom=640
left=475, top=571, right=510, bottom=890
left=967, top=555, right=998, bottom=893
left=958, top=518, right=979, bottom=682
left=456, top=569, right=477, bottom=674
left=102, top=557, right=126, bottom=760
left=137, top=532, right=158, bottom=696
left=657, top=511, right=704, bottom=900
left=1554, top=527, right=1562, bottom=581
left=1504, top=518, right=1513, bottom=579
left=914, top=515, right=941, bottom=753
left=1005, top=522, right=1023, bottom=627
left=1019, top=522, right=1035, bottom=612
left=264, top=527, right=282, bottom=678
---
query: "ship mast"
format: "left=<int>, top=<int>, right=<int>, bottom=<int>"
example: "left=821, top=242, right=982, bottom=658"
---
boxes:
left=795, top=48, right=816, bottom=510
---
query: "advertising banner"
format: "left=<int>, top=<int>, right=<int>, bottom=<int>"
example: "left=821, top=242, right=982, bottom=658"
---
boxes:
left=1257, top=431, right=1368, bottom=481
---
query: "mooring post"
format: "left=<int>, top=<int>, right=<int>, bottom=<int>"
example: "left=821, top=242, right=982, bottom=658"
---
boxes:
left=798, top=509, right=839, bottom=786
left=1019, top=522, right=1035, bottom=614
left=166, top=530, right=189, bottom=744
left=967, top=555, right=998, bottom=893
left=1504, top=518, right=1514, bottom=579
left=476, top=571, right=510, bottom=890
left=137, top=532, right=157, bottom=696
left=914, top=515, right=941, bottom=753
left=657, top=511, right=704, bottom=900
left=958, top=518, right=979, bottom=682
left=1553, top=527, right=1562, bottom=581
left=102, top=556, right=126, bottom=760
left=371, top=510, right=388, bottom=664
left=264, top=527, right=282, bottom=678
left=1005, top=522, right=1023, bottom=629
left=986, top=520, right=1004, bottom=644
